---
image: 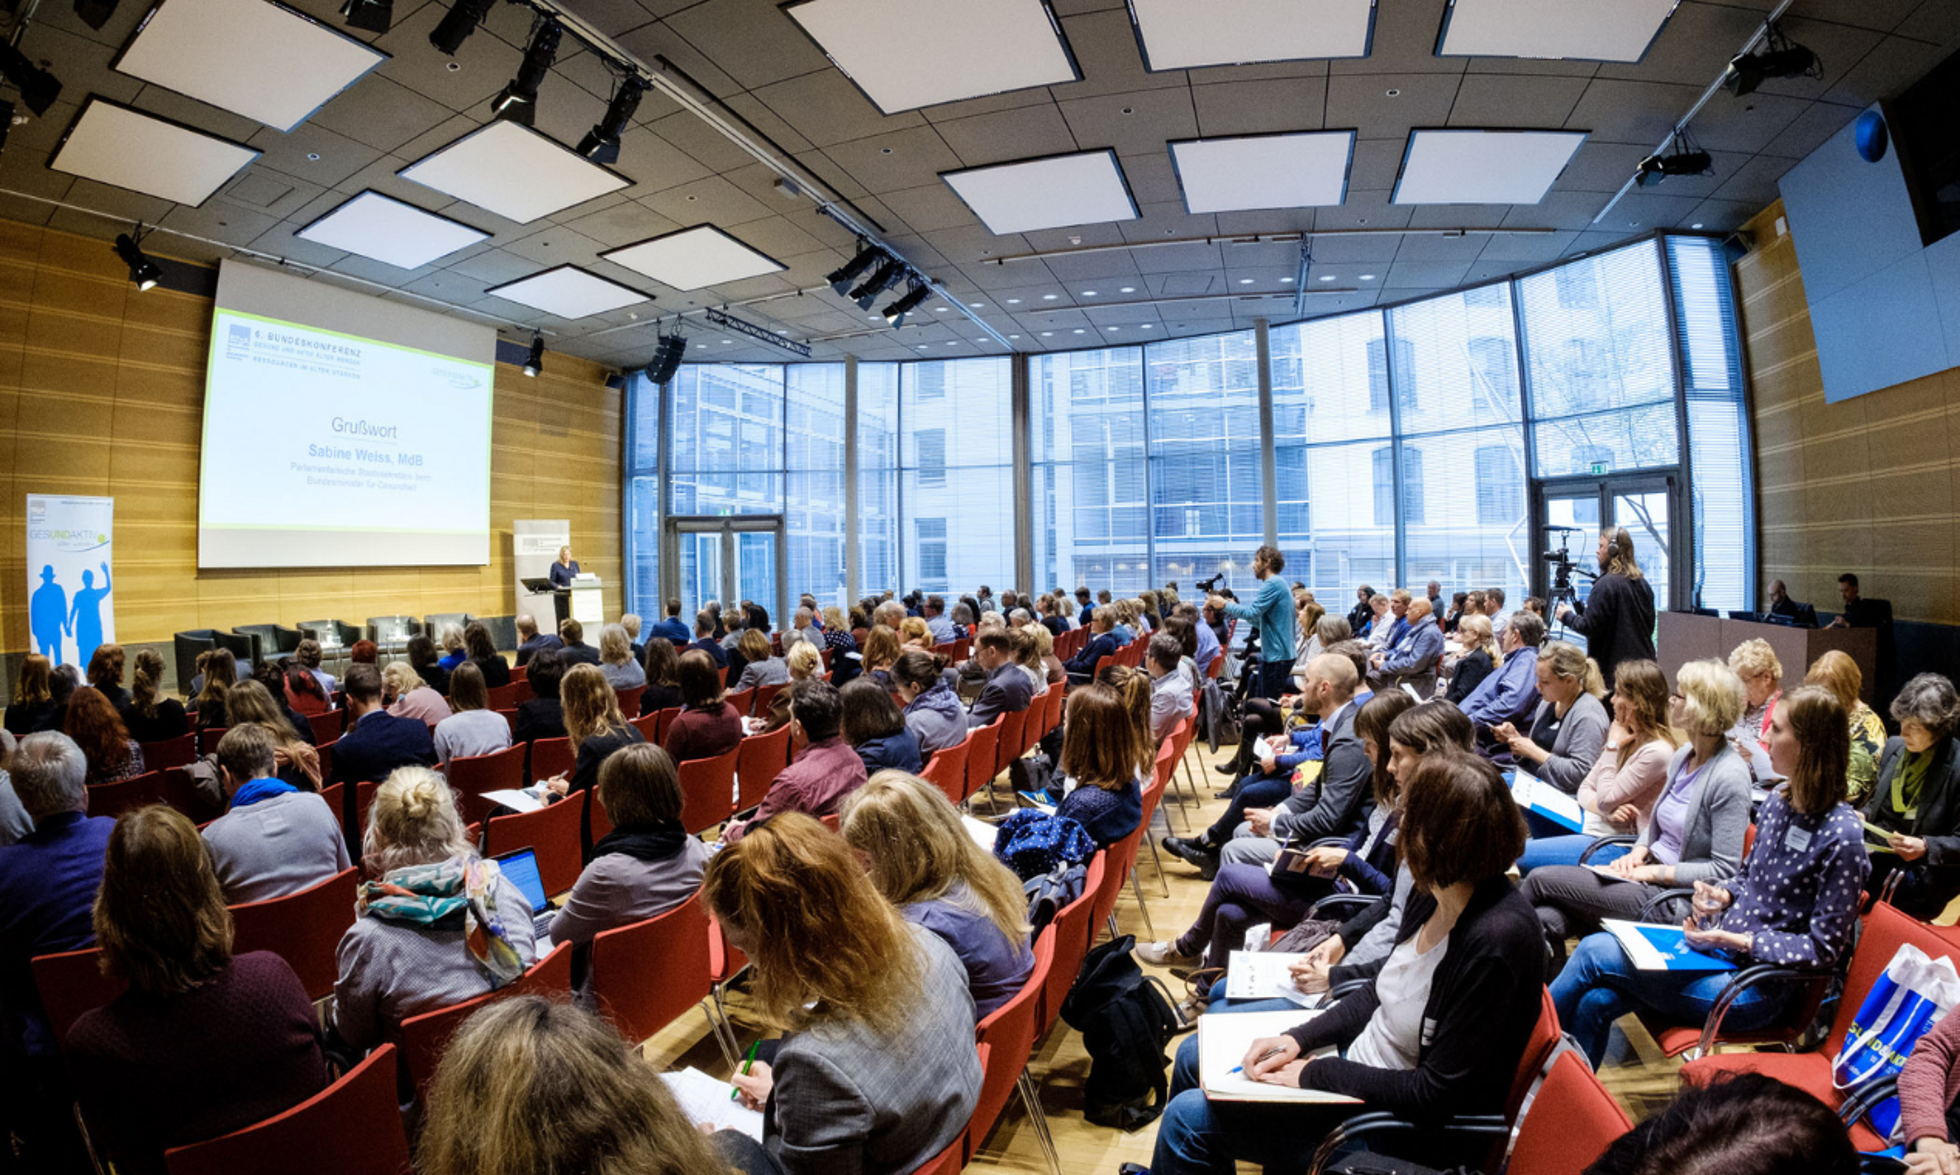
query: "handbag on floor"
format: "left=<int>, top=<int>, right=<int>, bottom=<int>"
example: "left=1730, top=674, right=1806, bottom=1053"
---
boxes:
left=1832, top=941, right=1960, bottom=1144
left=1060, top=935, right=1182, bottom=1131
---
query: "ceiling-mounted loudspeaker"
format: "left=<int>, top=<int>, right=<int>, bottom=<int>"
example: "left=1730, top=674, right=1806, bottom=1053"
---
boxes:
left=73, top=0, right=118, bottom=30
left=1854, top=110, right=1888, bottom=163
left=646, top=333, right=686, bottom=385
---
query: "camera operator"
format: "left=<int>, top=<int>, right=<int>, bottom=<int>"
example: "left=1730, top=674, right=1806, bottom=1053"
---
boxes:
left=1207, top=546, right=1296, bottom=701
left=1556, top=526, right=1656, bottom=693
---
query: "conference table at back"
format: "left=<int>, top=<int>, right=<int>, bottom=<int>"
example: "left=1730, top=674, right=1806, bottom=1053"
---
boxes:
left=1656, top=612, right=1877, bottom=704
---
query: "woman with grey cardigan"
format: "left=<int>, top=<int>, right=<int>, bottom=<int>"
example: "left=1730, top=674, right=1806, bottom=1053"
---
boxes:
left=1519, top=657, right=1753, bottom=944
left=1491, top=641, right=1611, bottom=797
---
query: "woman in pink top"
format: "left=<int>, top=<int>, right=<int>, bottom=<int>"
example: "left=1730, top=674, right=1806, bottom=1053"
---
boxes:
left=1899, top=1007, right=1960, bottom=1173
left=1516, top=659, right=1680, bottom=874
left=382, top=662, right=451, bottom=730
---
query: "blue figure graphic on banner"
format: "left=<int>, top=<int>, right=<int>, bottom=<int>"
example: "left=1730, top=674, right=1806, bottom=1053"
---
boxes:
left=69, top=561, right=113, bottom=669
left=30, top=564, right=70, bottom=666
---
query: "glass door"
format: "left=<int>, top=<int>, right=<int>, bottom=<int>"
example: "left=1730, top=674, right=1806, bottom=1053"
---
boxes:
left=662, top=516, right=788, bottom=630
left=1533, top=473, right=1684, bottom=628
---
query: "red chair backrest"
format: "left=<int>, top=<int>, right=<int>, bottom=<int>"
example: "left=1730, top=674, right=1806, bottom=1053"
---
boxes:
left=736, top=725, right=793, bottom=812
left=496, top=708, right=519, bottom=737
left=319, top=779, right=380, bottom=841
left=140, top=732, right=197, bottom=770
left=1040, top=853, right=1103, bottom=1033
left=229, top=867, right=359, bottom=1002
left=968, top=929, right=1055, bottom=1161
left=717, top=666, right=728, bottom=688
left=1507, top=988, right=1565, bottom=1122
left=513, top=679, right=535, bottom=706
left=510, top=665, right=528, bottom=683
left=305, top=710, right=347, bottom=744
left=587, top=786, right=614, bottom=843
left=963, top=721, right=1000, bottom=802
left=86, top=771, right=166, bottom=820
left=400, top=943, right=573, bottom=1102
left=446, top=742, right=527, bottom=824
left=1091, top=830, right=1138, bottom=933
left=677, top=746, right=740, bottom=834
left=529, top=736, right=574, bottom=783
left=994, top=708, right=1028, bottom=777
left=921, top=740, right=970, bottom=807
left=709, top=914, right=747, bottom=985
left=725, top=687, right=755, bottom=718
left=162, top=1043, right=411, bottom=1175
left=652, top=706, right=682, bottom=744
left=1153, top=738, right=1179, bottom=792
left=484, top=796, right=585, bottom=896
left=629, top=712, right=660, bottom=741
left=1507, top=1048, right=1633, bottom=1175
left=1827, top=903, right=1948, bottom=1053
left=1044, top=687, right=1066, bottom=739
left=485, top=683, right=519, bottom=710
left=31, top=946, right=126, bottom=1049
left=589, top=893, right=713, bottom=1046
left=751, top=682, right=785, bottom=719
left=197, top=726, right=229, bottom=756
left=615, top=685, right=644, bottom=716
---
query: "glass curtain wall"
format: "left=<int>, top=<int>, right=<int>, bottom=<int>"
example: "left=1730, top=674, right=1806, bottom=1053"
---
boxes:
left=625, top=235, right=1751, bottom=615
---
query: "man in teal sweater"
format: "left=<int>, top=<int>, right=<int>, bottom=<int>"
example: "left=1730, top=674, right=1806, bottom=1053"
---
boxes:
left=1209, top=546, right=1296, bottom=700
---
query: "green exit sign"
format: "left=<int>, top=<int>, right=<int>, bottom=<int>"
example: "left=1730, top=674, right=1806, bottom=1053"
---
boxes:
left=1588, top=461, right=1609, bottom=476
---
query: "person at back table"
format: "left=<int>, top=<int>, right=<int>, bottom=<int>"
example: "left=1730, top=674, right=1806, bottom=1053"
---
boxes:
left=513, top=614, right=562, bottom=667
left=703, top=813, right=980, bottom=1175
left=67, top=806, right=328, bottom=1175
left=966, top=628, right=1033, bottom=728
left=464, top=622, right=511, bottom=689
left=328, top=664, right=436, bottom=786
left=724, top=680, right=866, bottom=842
left=662, top=650, right=743, bottom=765
left=689, top=610, right=729, bottom=669
left=549, top=545, right=580, bottom=590
left=546, top=744, right=709, bottom=951
left=433, top=663, right=512, bottom=768
left=650, top=597, right=691, bottom=646
left=598, top=624, right=646, bottom=692
left=201, top=724, right=348, bottom=905
left=513, top=651, right=567, bottom=744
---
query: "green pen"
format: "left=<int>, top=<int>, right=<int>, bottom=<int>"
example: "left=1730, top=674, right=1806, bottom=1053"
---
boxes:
left=731, top=1040, right=760, bottom=1101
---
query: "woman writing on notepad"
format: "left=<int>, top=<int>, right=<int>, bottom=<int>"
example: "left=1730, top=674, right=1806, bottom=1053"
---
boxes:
left=1517, top=658, right=1753, bottom=948
left=1549, top=684, right=1869, bottom=1068
left=1137, top=751, right=1542, bottom=1175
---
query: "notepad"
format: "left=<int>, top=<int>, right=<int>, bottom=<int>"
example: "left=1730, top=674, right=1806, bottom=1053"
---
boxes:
left=1224, top=951, right=1321, bottom=1008
left=1197, top=1009, right=1359, bottom=1104
left=963, top=814, right=999, bottom=851
left=1601, top=919, right=1738, bottom=972
left=479, top=786, right=551, bottom=814
left=1508, top=768, right=1583, bottom=832
left=660, top=1067, right=765, bottom=1142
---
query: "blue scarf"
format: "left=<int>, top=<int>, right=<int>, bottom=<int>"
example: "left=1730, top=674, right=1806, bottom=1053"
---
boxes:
left=231, top=777, right=299, bottom=809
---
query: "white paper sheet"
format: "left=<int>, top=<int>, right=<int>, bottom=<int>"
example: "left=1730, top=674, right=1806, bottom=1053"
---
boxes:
left=660, top=1066, right=765, bottom=1141
left=1224, top=951, right=1322, bottom=1008
left=1198, top=1009, right=1358, bottom=1103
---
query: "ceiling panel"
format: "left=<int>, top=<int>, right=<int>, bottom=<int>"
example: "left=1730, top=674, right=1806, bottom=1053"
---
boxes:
left=932, top=104, right=1081, bottom=168
left=1189, top=77, right=1329, bottom=136
left=1325, top=73, right=1463, bottom=141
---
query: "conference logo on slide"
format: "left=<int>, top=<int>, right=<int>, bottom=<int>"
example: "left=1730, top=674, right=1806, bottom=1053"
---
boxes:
left=226, top=323, right=252, bottom=361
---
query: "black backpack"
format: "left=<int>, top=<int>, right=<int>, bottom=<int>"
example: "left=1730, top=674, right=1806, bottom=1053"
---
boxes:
left=1059, top=934, right=1183, bottom=1131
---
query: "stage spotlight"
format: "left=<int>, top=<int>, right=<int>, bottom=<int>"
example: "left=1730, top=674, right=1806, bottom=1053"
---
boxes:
left=429, top=0, right=494, bottom=56
left=646, top=333, right=687, bottom=384
left=73, top=0, right=119, bottom=30
left=826, top=242, right=881, bottom=296
left=112, top=230, right=161, bottom=291
left=577, top=74, right=645, bottom=164
left=1723, top=27, right=1818, bottom=96
left=849, top=258, right=905, bottom=310
left=340, top=0, right=391, bottom=34
left=1635, top=148, right=1712, bottom=187
left=0, top=41, right=60, bottom=116
left=521, top=333, right=544, bottom=377
left=881, top=281, right=931, bottom=329
left=492, top=20, right=561, bottom=126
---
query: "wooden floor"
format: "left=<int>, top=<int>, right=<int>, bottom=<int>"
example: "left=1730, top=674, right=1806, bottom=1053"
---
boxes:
left=635, top=737, right=1721, bottom=1173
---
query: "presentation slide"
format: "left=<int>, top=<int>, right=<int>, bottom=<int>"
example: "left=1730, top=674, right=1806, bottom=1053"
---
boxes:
left=198, top=262, right=497, bottom=568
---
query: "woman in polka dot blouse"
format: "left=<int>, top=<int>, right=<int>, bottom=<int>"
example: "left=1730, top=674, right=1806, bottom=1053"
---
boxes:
left=1551, top=684, right=1871, bottom=1067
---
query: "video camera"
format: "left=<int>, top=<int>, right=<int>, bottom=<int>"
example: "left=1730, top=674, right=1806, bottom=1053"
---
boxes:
left=1541, top=526, right=1588, bottom=600
left=1196, top=573, right=1224, bottom=595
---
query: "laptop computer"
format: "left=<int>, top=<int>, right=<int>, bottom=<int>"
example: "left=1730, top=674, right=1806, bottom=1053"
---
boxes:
left=495, top=847, right=550, bottom=915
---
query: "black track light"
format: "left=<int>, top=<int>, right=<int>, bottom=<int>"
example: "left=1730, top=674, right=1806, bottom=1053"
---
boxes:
left=849, top=258, right=906, bottom=310
left=492, top=20, right=561, bottom=126
left=1635, top=148, right=1712, bottom=187
left=577, top=75, right=645, bottom=164
left=826, top=242, right=881, bottom=296
left=429, top=0, right=494, bottom=56
left=113, top=229, right=161, bottom=291
left=881, top=281, right=931, bottom=329
left=1723, top=26, right=1818, bottom=97
left=340, top=0, right=390, bottom=34
left=522, top=333, right=544, bottom=377
left=0, top=41, right=60, bottom=117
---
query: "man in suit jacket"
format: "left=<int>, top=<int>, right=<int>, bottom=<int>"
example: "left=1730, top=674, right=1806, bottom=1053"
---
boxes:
left=1369, top=597, right=1446, bottom=694
left=650, top=598, right=691, bottom=645
left=514, top=614, right=562, bottom=667
left=328, top=665, right=436, bottom=789
left=688, top=611, right=728, bottom=669
left=556, top=618, right=602, bottom=667
left=1221, top=654, right=1373, bottom=867
left=966, top=629, right=1033, bottom=728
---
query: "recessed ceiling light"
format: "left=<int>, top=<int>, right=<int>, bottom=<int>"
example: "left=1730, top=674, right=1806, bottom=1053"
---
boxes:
left=868, top=314, right=881, bottom=320
left=784, top=0, right=1078, bottom=114
left=1238, top=278, right=1254, bottom=284
left=1120, top=286, right=1136, bottom=293
left=1041, top=331, right=1053, bottom=336
left=1141, top=323, right=1153, bottom=328
left=1009, top=334, right=1020, bottom=339
left=1073, top=328, right=1085, bottom=334
left=50, top=98, right=259, bottom=206
left=1128, top=0, right=1373, bottom=69
left=942, top=149, right=1137, bottom=235
left=918, top=344, right=929, bottom=350
left=1006, top=298, right=1022, bottom=304
left=935, top=306, right=949, bottom=312
left=1691, top=222, right=1704, bottom=229
left=1319, top=275, right=1336, bottom=282
left=1360, top=273, right=1376, bottom=280
left=721, top=339, right=732, bottom=344
left=114, top=0, right=384, bottom=131
left=1043, top=294, right=1059, bottom=300
left=296, top=190, right=489, bottom=271
left=1281, top=276, right=1295, bottom=283
left=601, top=225, right=784, bottom=290
left=1394, top=129, right=1586, bottom=205
left=1107, top=326, right=1120, bottom=331
left=968, top=301, right=984, bottom=307
left=1385, top=89, right=1401, bottom=98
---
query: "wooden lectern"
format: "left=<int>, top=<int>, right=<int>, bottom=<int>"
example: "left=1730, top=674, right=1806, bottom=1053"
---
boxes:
left=1657, top=613, right=1878, bottom=704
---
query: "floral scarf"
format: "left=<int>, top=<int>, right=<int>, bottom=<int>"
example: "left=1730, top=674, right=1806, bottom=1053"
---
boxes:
left=358, top=857, right=526, bottom=988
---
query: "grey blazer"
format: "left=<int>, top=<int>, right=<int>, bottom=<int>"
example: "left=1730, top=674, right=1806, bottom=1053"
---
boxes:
left=763, top=926, right=982, bottom=1175
left=1635, top=742, right=1753, bottom=886
left=545, top=839, right=710, bottom=948
left=1521, top=692, right=1609, bottom=795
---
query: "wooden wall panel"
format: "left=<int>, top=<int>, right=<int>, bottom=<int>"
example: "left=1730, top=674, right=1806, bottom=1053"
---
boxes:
left=1736, top=200, right=1960, bottom=625
left=0, top=218, right=622, bottom=661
